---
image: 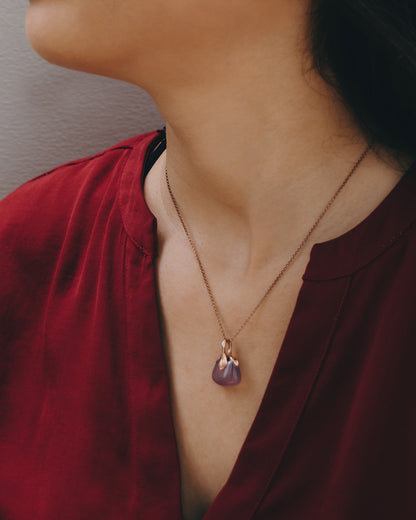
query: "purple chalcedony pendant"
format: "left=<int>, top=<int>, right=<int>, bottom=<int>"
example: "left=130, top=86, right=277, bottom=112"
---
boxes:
left=212, top=339, right=241, bottom=386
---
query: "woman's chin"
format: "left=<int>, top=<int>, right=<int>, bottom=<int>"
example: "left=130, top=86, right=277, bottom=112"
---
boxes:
left=26, top=4, right=73, bottom=68
left=24, top=2, right=153, bottom=86
left=25, top=4, right=134, bottom=80
left=25, top=4, right=98, bottom=74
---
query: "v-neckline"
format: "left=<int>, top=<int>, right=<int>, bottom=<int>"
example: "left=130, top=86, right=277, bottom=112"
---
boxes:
left=137, top=131, right=351, bottom=519
left=119, top=129, right=416, bottom=519
left=151, top=255, right=352, bottom=519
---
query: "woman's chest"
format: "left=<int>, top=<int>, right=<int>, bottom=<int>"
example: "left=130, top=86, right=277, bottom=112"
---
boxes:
left=154, top=247, right=309, bottom=520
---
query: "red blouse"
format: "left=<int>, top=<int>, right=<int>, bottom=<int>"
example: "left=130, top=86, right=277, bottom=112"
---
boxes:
left=0, top=128, right=415, bottom=520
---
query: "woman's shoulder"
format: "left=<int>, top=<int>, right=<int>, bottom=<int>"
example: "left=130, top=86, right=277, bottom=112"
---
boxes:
left=0, top=129, right=163, bottom=298
left=0, top=130, right=160, bottom=328
left=0, top=131, right=157, bottom=249
left=0, top=132, right=152, bottom=211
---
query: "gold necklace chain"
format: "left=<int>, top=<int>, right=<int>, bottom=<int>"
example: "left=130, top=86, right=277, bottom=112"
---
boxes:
left=164, top=143, right=372, bottom=385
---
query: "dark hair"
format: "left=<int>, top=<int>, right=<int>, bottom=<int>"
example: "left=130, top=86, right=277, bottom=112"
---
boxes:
left=308, top=0, right=416, bottom=167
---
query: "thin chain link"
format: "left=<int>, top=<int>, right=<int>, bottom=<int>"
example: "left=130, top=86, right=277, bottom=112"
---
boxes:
left=165, top=144, right=372, bottom=342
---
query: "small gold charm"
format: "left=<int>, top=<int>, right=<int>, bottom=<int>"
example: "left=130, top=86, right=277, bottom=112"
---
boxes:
left=219, top=351, right=228, bottom=370
left=230, top=356, right=239, bottom=367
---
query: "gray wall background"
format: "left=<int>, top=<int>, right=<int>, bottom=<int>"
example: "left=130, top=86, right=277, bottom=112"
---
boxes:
left=0, top=0, right=165, bottom=200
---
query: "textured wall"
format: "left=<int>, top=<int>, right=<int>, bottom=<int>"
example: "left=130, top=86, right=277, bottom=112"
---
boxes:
left=0, top=0, right=165, bottom=199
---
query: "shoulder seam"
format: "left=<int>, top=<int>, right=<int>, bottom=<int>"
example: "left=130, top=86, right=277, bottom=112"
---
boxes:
left=24, top=146, right=133, bottom=186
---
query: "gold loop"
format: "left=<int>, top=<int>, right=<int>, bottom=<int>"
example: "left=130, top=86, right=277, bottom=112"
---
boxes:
left=221, top=338, right=233, bottom=357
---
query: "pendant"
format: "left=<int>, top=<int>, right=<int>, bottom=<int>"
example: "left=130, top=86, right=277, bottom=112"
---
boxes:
left=212, top=339, right=241, bottom=386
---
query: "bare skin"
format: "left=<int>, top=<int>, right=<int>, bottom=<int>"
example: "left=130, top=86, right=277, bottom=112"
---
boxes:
left=26, top=1, right=413, bottom=518
left=143, top=149, right=405, bottom=520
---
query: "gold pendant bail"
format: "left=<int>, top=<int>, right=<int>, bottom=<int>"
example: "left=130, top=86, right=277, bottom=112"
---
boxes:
left=221, top=338, right=233, bottom=357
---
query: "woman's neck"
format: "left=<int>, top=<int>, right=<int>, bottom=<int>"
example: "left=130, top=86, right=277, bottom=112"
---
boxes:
left=141, top=4, right=403, bottom=278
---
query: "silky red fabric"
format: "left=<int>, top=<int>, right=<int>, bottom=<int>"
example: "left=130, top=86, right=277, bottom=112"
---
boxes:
left=0, top=129, right=415, bottom=520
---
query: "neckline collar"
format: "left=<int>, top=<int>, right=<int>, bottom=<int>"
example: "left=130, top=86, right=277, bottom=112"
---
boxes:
left=304, top=162, right=416, bottom=280
left=119, top=129, right=416, bottom=281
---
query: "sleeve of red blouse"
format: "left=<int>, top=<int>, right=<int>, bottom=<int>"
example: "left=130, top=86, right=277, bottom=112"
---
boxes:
left=0, top=140, right=137, bottom=353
